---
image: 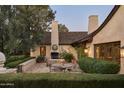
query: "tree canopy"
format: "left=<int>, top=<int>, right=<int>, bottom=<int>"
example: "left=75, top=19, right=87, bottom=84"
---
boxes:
left=58, top=24, right=69, bottom=32
left=0, top=5, right=55, bottom=56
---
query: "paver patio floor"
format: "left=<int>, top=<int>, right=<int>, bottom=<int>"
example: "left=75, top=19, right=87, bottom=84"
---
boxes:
left=25, top=62, right=82, bottom=73
left=25, top=63, right=50, bottom=73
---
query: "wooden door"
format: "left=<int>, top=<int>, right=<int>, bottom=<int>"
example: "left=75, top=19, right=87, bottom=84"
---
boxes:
left=40, top=46, right=46, bottom=56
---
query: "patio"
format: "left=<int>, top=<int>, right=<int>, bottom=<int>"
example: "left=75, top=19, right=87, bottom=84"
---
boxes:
left=20, top=59, right=82, bottom=73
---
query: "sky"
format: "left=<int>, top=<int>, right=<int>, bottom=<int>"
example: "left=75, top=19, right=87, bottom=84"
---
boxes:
left=50, top=5, right=114, bottom=32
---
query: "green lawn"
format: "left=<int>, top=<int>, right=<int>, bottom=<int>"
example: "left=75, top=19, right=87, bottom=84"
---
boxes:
left=0, top=73, right=124, bottom=88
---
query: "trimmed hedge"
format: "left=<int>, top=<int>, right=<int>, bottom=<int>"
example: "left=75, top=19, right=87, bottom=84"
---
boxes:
left=0, top=73, right=124, bottom=88
left=6, top=55, right=27, bottom=63
left=78, top=57, right=120, bottom=74
left=5, top=57, right=32, bottom=68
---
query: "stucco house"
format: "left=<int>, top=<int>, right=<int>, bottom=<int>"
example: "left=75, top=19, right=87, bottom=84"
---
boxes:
left=30, top=5, right=124, bottom=73
left=30, top=21, right=87, bottom=60
left=73, top=5, right=124, bottom=73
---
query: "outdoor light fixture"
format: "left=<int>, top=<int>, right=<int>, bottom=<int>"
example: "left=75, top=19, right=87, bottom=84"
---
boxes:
left=84, top=48, right=88, bottom=54
left=121, top=46, right=124, bottom=58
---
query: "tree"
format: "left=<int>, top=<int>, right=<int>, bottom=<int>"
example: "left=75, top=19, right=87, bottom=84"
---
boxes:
left=0, top=5, right=14, bottom=56
left=14, top=5, right=55, bottom=54
left=0, top=5, right=55, bottom=56
left=58, top=24, right=69, bottom=32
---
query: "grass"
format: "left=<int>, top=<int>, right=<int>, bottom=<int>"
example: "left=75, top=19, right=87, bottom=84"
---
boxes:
left=0, top=73, right=124, bottom=88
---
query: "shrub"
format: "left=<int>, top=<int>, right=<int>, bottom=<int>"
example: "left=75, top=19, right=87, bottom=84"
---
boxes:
left=60, top=52, right=73, bottom=63
left=36, top=55, right=46, bottom=63
left=5, top=57, right=32, bottom=68
left=78, top=57, right=120, bottom=74
left=0, top=73, right=124, bottom=88
left=6, top=55, right=27, bottom=63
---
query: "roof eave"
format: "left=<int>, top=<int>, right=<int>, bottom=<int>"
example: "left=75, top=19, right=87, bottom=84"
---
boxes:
left=72, top=5, right=120, bottom=44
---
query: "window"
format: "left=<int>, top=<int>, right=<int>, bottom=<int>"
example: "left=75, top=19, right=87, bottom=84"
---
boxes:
left=40, top=46, right=46, bottom=56
left=94, top=41, right=120, bottom=62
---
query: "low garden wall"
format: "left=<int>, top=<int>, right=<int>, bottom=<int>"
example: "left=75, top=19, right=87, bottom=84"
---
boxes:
left=49, top=59, right=64, bottom=63
left=18, top=59, right=36, bottom=73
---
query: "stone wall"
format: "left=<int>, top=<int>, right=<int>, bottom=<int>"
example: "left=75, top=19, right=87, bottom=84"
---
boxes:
left=18, top=59, right=36, bottom=73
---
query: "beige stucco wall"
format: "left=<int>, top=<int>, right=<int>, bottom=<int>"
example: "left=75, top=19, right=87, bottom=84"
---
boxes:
left=88, top=6, right=124, bottom=74
left=86, top=42, right=94, bottom=58
left=30, top=45, right=78, bottom=60
left=51, top=21, right=59, bottom=53
left=46, top=45, right=51, bottom=59
left=30, top=45, right=51, bottom=59
left=88, top=15, right=99, bottom=34
left=30, top=46, right=40, bottom=57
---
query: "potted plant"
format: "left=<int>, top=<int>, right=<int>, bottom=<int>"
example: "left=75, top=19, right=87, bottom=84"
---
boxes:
left=60, top=51, right=73, bottom=63
left=36, top=55, right=46, bottom=63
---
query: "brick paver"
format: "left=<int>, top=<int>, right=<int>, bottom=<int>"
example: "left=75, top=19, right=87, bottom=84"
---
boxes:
left=24, top=62, right=82, bottom=73
left=25, top=63, right=50, bottom=73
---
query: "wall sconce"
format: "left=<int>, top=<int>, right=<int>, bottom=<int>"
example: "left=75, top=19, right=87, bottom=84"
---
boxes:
left=84, top=48, right=88, bottom=54
left=121, top=46, right=124, bottom=58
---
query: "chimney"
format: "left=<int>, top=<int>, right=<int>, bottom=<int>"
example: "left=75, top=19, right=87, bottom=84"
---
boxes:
left=51, top=21, right=59, bottom=59
left=88, top=15, right=99, bottom=34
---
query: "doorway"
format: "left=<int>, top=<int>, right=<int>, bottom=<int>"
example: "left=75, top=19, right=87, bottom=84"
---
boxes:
left=40, top=46, right=46, bottom=56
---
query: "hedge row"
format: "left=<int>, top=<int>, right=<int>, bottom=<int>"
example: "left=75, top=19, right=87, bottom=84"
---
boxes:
left=6, top=55, right=28, bottom=63
left=5, top=57, right=32, bottom=68
left=78, top=57, right=120, bottom=74
left=0, top=73, right=124, bottom=88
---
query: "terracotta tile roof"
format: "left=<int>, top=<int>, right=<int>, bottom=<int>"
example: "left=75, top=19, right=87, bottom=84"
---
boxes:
left=40, top=32, right=87, bottom=45
left=72, top=5, right=120, bottom=44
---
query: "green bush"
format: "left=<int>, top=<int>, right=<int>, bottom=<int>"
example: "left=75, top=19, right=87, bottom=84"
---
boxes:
left=6, top=55, right=27, bottom=63
left=36, top=55, right=46, bottom=63
left=0, top=73, right=124, bottom=88
left=78, top=57, right=120, bottom=74
left=5, top=57, right=32, bottom=68
left=60, top=52, right=73, bottom=63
